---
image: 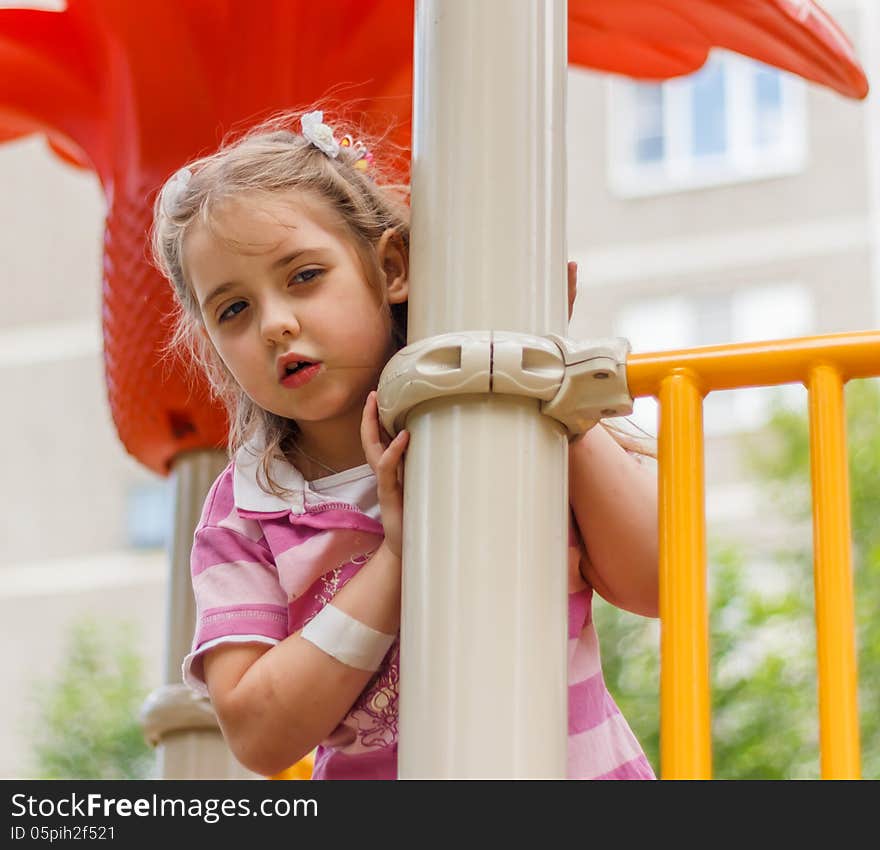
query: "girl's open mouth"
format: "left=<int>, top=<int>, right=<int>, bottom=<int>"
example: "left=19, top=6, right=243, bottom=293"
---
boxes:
left=280, top=361, right=322, bottom=389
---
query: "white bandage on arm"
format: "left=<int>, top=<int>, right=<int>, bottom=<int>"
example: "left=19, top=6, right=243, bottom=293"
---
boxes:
left=300, top=604, right=396, bottom=671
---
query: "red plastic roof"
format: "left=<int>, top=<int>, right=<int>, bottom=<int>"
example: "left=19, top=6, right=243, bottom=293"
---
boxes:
left=0, top=0, right=869, bottom=473
left=570, top=0, right=868, bottom=98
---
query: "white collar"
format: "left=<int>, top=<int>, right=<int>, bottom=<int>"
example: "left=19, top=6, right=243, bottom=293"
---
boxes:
left=233, top=434, right=308, bottom=514
left=232, top=431, right=373, bottom=515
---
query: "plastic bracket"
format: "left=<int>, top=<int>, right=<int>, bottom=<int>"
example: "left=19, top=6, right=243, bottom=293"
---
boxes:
left=377, top=330, right=633, bottom=440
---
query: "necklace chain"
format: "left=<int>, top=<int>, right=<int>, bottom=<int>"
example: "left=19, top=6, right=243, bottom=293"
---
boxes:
left=293, top=443, right=339, bottom=477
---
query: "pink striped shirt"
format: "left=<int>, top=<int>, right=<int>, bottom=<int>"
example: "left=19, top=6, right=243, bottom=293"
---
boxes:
left=183, top=440, right=655, bottom=780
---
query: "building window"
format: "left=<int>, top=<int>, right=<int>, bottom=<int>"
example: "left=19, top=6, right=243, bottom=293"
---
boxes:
left=126, top=480, right=172, bottom=550
left=614, top=295, right=694, bottom=437
left=615, top=283, right=812, bottom=436
left=608, top=50, right=806, bottom=197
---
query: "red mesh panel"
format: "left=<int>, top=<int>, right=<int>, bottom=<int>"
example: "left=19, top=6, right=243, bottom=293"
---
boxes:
left=102, top=180, right=226, bottom=474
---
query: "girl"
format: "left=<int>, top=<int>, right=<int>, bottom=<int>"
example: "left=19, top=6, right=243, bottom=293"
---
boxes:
left=152, top=109, right=659, bottom=780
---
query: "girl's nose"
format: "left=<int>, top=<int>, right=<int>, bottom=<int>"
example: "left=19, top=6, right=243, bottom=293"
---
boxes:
left=261, top=302, right=301, bottom=344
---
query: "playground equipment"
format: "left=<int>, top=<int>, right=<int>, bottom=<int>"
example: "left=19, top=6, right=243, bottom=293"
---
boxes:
left=626, top=331, right=878, bottom=778
left=0, top=0, right=870, bottom=778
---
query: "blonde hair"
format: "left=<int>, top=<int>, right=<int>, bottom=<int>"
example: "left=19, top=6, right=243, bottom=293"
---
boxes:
left=151, top=109, right=410, bottom=496
left=151, top=109, right=654, bottom=497
left=600, top=419, right=657, bottom=460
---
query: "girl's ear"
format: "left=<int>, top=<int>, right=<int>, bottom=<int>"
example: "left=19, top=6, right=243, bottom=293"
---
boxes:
left=377, top=227, right=409, bottom=304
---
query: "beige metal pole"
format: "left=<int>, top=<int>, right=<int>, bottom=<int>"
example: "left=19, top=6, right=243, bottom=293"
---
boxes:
left=139, top=449, right=257, bottom=779
left=401, top=0, right=569, bottom=778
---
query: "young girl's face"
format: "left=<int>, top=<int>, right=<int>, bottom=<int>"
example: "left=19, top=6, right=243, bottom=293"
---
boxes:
left=183, top=189, right=407, bottom=441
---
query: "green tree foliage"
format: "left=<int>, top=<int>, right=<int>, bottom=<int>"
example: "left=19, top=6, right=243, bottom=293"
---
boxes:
left=595, top=378, right=879, bottom=779
left=25, top=617, right=155, bottom=779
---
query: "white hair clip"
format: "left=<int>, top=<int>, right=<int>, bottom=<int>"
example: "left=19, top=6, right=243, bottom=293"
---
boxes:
left=161, top=167, right=192, bottom=215
left=301, top=110, right=340, bottom=158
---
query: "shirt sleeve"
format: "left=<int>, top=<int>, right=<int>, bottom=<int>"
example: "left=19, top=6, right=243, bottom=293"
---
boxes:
left=181, top=523, right=288, bottom=697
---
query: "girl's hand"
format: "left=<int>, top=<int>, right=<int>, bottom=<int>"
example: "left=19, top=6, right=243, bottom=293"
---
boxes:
left=568, top=260, right=578, bottom=323
left=361, top=391, right=409, bottom=559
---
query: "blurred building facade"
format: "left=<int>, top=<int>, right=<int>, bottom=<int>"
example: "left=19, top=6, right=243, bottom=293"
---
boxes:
left=567, top=0, right=877, bottom=552
left=0, top=138, right=168, bottom=777
left=0, top=0, right=874, bottom=778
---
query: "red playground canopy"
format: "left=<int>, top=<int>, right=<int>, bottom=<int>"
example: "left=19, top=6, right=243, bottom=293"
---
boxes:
left=0, top=0, right=868, bottom=474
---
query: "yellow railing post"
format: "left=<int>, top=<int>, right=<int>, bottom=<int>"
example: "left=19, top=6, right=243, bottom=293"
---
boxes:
left=629, top=331, right=877, bottom=779
left=658, top=371, right=712, bottom=780
left=807, top=365, right=861, bottom=779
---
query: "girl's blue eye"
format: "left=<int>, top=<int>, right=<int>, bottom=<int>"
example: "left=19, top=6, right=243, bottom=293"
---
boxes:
left=292, top=268, right=323, bottom=284
left=218, top=300, right=247, bottom=322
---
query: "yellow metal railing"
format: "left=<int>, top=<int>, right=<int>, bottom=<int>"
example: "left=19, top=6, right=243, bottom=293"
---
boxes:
left=271, top=752, right=314, bottom=780
left=627, top=329, right=879, bottom=780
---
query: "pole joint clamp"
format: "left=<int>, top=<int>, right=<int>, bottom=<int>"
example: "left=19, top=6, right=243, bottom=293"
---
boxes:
left=377, top=331, right=632, bottom=440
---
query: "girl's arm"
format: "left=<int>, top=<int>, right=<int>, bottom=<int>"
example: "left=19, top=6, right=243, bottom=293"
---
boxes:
left=202, top=392, right=409, bottom=777
left=569, top=423, right=659, bottom=618
left=565, top=260, right=658, bottom=617
left=202, top=541, right=402, bottom=777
